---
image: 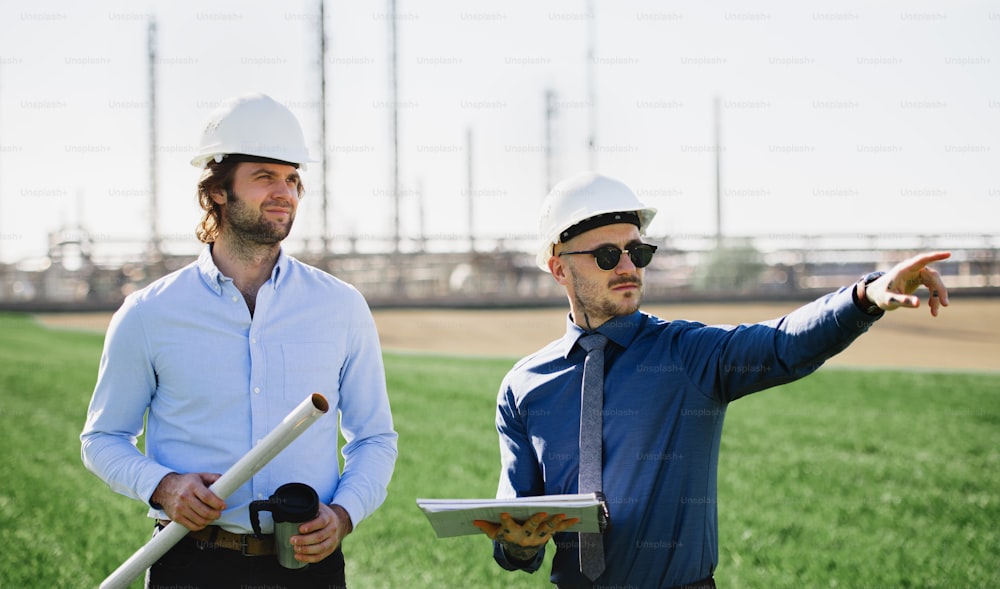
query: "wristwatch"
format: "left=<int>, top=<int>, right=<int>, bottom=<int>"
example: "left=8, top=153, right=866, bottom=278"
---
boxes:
left=855, top=271, right=885, bottom=315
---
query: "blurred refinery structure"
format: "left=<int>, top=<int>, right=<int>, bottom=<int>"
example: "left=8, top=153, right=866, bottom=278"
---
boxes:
left=0, top=225, right=996, bottom=310
left=1, top=8, right=997, bottom=311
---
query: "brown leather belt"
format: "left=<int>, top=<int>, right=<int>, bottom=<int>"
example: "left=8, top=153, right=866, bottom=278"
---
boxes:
left=157, top=520, right=276, bottom=556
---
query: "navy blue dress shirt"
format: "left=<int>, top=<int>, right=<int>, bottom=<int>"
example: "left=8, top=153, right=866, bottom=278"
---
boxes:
left=491, top=286, right=878, bottom=587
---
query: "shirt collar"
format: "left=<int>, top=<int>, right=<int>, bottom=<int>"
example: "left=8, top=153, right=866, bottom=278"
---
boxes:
left=197, top=244, right=224, bottom=295
left=271, top=249, right=288, bottom=287
left=558, top=310, right=647, bottom=359
left=196, top=243, right=288, bottom=295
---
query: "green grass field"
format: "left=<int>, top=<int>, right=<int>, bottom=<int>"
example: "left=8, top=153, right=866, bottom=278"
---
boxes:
left=0, top=312, right=997, bottom=588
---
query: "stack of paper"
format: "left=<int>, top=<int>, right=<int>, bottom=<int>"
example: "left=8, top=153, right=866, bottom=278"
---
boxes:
left=416, top=493, right=603, bottom=538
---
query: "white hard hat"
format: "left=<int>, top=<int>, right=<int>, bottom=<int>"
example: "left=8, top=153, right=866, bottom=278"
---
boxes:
left=190, top=92, right=315, bottom=169
left=535, top=172, right=657, bottom=272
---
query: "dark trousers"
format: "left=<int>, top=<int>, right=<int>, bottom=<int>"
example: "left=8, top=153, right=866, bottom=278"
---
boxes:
left=145, top=528, right=346, bottom=589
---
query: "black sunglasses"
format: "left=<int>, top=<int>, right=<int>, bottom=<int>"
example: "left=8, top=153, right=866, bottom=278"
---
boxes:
left=558, top=243, right=658, bottom=271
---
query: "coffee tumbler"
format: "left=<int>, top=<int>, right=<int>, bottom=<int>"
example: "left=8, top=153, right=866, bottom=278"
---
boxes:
left=249, top=482, right=320, bottom=569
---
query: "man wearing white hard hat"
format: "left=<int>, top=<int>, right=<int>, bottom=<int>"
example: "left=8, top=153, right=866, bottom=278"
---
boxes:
left=81, top=93, right=398, bottom=588
left=474, top=172, right=951, bottom=588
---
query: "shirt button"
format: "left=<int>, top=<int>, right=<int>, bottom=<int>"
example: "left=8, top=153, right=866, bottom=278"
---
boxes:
left=231, top=295, right=239, bottom=303
left=251, top=338, right=257, bottom=344
left=254, top=387, right=261, bottom=394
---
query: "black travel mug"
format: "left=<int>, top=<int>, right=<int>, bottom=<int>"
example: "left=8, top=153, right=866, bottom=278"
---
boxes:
left=250, top=482, right=320, bottom=569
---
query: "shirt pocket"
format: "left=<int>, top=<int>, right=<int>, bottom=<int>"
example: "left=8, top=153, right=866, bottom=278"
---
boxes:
left=281, top=342, right=342, bottom=405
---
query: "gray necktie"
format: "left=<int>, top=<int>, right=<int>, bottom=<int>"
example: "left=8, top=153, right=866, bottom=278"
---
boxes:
left=577, top=333, right=608, bottom=581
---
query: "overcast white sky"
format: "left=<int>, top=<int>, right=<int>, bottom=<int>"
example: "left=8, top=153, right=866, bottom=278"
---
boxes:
left=1, top=0, right=998, bottom=264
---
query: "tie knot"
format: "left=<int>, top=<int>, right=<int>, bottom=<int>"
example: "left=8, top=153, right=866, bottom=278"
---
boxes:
left=578, top=333, right=608, bottom=353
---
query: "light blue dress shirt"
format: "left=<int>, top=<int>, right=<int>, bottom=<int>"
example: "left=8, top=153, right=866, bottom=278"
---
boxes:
left=491, top=286, right=878, bottom=587
left=81, top=245, right=398, bottom=533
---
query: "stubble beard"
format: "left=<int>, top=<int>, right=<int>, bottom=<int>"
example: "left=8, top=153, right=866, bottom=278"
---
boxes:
left=571, top=271, right=643, bottom=327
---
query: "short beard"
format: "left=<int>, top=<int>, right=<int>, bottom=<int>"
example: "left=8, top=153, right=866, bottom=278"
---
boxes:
left=222, top=189, right=293, bottom=247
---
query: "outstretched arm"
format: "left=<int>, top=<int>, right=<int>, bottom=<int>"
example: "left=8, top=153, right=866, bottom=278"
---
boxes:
left=860, top=251, right=951, bottom=317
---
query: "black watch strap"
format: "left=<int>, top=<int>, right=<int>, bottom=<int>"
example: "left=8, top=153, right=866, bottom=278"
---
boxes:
left=856, top=271, right=885, bottom=315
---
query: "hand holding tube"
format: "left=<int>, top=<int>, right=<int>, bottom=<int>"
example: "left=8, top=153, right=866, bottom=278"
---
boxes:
left=150, top=472, right=226, bottom=530
left=100, top=393, right=329, bottom=589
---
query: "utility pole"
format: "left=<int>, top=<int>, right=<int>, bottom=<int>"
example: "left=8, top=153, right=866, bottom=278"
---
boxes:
left=416, top=178, right=425, bottom=252
left=147, top=19, right=161, bottom=261
left=318, top=0, right=330, bottom=255
left=466, top=127, right=474, bottom=253
left=389, top=0, right=401, bottom=253
left=713, top=95, right=723, bottom=247
left=586, top=0, right=597, bottom=170
left=544, top=89, right=557, bottom=193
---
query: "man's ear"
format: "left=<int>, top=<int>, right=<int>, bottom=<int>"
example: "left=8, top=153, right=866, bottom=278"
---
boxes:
left=209, top=188, right=228, bottom=206
left=549, top=254, right=571, bottom=286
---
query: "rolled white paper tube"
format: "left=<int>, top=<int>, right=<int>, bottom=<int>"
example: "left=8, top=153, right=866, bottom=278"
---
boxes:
left=99, top=393, right=329, bottom=589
